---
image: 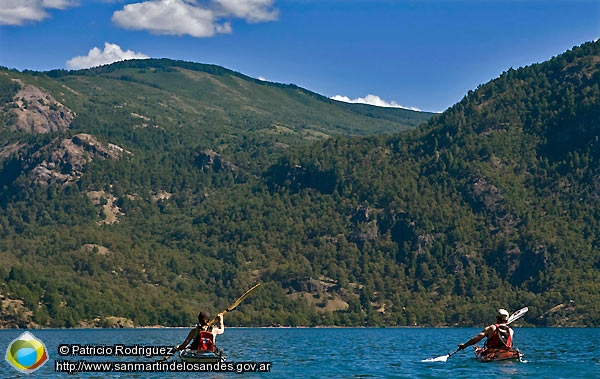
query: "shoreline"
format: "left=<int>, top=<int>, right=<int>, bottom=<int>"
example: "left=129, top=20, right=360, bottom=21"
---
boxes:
left=0, top=324, right=589, bottom=331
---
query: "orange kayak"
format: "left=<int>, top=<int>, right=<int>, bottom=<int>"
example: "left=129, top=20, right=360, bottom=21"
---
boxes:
left=474, top=346, right=523, bottom=362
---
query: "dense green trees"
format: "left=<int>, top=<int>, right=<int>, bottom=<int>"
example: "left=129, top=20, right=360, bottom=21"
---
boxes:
left=1, top=41, right=599, bottom=328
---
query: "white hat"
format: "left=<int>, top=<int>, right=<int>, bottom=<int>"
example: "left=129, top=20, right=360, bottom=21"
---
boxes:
left=497, top=309, right=509, bottom=321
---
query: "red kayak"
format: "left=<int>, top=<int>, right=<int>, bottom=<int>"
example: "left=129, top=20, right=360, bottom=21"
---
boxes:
left=474, top=346, right=523, bottom=362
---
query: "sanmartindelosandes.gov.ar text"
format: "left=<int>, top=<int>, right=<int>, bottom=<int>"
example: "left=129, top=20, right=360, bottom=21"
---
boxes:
left=55, top=360, right=272, bottom=374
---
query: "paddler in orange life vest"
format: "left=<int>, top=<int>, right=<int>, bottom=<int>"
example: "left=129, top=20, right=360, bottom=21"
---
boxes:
left=457, top=309, right=514, bottom=352
left=176, top=311, right=224, bottom=352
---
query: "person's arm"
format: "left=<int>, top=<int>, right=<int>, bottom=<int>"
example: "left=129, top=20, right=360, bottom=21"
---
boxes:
left=176, top=328, right=197, bottom=351
left=458, top=325, right=494, bottom=350
left=212, top=313, right=225, bottom=335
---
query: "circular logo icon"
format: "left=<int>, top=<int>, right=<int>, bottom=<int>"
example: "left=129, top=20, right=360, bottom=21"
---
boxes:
left=5, top=331, right=49, bottom=374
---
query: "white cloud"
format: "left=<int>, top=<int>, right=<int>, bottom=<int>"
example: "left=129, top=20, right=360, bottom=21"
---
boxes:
left=66, top=42, right=149, bottom=70
left=112, top=0, right=225, bottom=38
left=214, top=0, right=278, bottom=22
left=41, top=0, right=77, bottom=8
left=331, top=94, right=420, bottom=111
left=111, top=0, right=277, bottom=37
left=0, top=0, right=78, bottom=25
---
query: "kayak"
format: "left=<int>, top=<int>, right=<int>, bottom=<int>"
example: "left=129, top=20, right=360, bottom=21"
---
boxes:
left=474, top=346, right=523, bottom=362
left=179, top=348, right=225, bottom=363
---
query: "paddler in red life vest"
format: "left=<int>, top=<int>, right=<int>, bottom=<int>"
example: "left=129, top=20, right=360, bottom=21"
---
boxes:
left=457, top=309, right=514, bottom=351
left=176, top=311, right=225, bottom=352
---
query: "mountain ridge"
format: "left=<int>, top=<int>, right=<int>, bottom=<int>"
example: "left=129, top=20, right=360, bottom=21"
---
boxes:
left=1, top=41, right=599, bottom=328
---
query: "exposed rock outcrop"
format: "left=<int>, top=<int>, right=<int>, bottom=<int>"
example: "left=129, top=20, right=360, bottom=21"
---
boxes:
left=86, top=191, right=125, bottom=224
left=31, top=133, right=129, bottom=185
left=193, top=149, right=238, bottom=172
left=8, top=80, right=75, bottom=133
left=0, top=291, right=38, bottom=329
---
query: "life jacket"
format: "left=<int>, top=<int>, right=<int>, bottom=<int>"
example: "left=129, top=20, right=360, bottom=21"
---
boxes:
left=485, top=324, right=513, bottom=349
left=190, top=327, right=216, bottom=352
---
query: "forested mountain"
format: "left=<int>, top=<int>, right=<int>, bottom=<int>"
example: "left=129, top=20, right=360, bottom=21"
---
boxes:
left=1, top=41, right=599, bottom=328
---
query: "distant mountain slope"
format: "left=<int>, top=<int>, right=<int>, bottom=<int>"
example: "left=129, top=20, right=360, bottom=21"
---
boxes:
left=265, top=40, right=600, bottom=326
left=1, top=42, right=599, bottom=328
left=0, top=59, right=432, bottom=184
left=4, top=58, right=432, bottom=138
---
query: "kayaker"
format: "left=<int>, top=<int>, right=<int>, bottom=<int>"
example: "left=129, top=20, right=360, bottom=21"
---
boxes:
left=176, top=311, right=225, bottom=352
left=457, top=309, right=514, bottom=351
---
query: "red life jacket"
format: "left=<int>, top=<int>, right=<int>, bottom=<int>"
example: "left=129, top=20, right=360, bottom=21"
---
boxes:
left=190, top=328, right=216, bottom=352
left=485, top=324, right=513, bottom=349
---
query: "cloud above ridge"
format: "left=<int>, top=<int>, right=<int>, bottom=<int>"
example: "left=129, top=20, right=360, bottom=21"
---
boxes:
left=331, top=94, right=420, bottom=111
left=0, top=0, right=78, bottom=25
left=111, top=0, right=278, bottom=38
left=66, top=42, right=149, bottom=70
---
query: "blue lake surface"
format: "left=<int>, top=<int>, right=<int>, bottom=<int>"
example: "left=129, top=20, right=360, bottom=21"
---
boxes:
left=1, top=328, right=598, bottom=378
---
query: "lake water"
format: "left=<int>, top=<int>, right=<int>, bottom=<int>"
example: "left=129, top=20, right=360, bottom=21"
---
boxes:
left=1, top=328, right=598, bottom=378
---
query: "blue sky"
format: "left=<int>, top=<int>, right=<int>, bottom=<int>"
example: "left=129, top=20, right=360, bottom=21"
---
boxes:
left=0, top=1, right=598, bottom=112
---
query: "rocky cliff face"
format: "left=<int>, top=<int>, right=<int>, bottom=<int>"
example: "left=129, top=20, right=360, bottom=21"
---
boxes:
left=0, top=79, right=128, bottom=186
left=0, top=134, right=129, bottom=186
left=30, top=133, right=130, bottom=186
left=8, top=80, right=75, bottom=133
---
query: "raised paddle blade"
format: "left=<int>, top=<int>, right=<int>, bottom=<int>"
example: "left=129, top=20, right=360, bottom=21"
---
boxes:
left=507, top=307, right=528, bottom=324
left=207, top=283, right=262, bottom=326
left=227, top=282, right=262, bottom=311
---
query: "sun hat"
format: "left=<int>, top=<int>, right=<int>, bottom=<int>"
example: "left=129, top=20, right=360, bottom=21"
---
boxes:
left=497, top=309, right=509, bottom=321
